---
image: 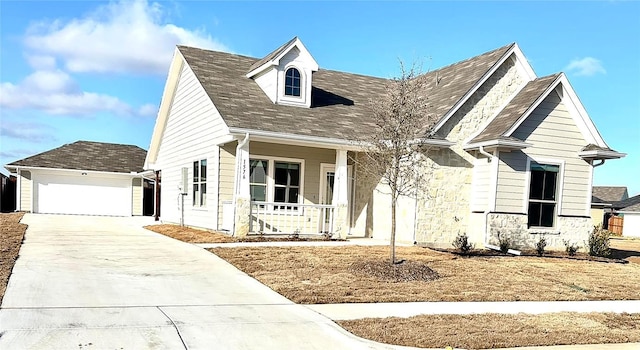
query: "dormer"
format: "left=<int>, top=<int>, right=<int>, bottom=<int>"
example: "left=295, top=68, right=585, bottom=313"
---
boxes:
left=246, top=37, right=319, bottom=108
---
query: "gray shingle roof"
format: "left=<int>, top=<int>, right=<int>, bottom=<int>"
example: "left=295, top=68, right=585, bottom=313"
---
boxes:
left=247, top=36, right=299, bottom=74
left=614, top=194, right=640, bottom=211
left=6, top=141, right=146, bottom=173
left=593, top=186, right=629, bottom=203
left=470, top=74, right=559, bottom=143
left=178, top=43, right=513, bottom=141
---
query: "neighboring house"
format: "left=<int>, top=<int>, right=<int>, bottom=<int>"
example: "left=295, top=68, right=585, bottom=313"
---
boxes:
left=145, top=37, right=624, bottom=250
left=611, top=194, right=640, bottom=238
left=592, top=186, right=629, bottom=229
left=590, top=195, right=611, bottom=228
left=592, top=186, right=629, bottom=203
left=5, top=141, right=149, bottom=216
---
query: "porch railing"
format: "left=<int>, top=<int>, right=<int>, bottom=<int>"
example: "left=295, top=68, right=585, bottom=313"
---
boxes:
left=249, top=201, right=335, bottom=235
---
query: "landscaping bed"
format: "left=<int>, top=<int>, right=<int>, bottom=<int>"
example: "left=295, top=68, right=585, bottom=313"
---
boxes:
left=144, top=224, right=343, bottom=243
left=433, top=247, right=629, bottom=264
left=0, top=212, right=26, bottom=303
left=209, top=245, right=640, bottom=304
left=339, top=312, right=640, bottom=349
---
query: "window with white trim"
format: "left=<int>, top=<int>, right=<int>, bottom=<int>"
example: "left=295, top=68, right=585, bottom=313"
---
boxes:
left=193, top=159, right=207, bottom=206
left=249, top=159, right=268, bottom=202
left=249, top=158, right=302, bottom=208
left=527, top=162, right=558, bottom=227
left=284, top=67, right=301, bottom=97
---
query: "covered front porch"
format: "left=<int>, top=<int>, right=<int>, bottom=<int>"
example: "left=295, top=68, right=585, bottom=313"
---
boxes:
left=223, top=134, right=356, bottom=238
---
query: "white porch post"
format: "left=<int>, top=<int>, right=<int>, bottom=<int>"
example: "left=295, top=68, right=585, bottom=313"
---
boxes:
left=233, top=134, right=251, bottom=237
left=332, top=149, right=349, bottom=238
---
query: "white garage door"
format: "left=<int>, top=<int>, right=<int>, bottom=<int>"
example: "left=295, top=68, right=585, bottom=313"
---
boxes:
left=35, top=173, right=131, bottom=216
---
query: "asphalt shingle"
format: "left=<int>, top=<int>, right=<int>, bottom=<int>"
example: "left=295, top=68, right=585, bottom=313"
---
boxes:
left=593, top=186, right=629, bottom=203
left=178, top=42, right=514, bottom=141
left=6, top=141, right=147, bottom=173
left=470, top=74, right=559, bottom=143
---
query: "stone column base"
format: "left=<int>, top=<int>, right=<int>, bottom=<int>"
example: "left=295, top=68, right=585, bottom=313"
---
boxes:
left=234, top=196, right=250, bottom=238
left=332, top=204, right=349, bottom=239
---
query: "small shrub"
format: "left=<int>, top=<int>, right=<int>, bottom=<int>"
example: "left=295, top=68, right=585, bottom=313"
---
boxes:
left=564, top=240, right=579, bottom=256
left=452, top=233, right=474, bottom=255
left=535, top=236, right=547, bottom=257
left=587, top=225, right=611, bottom=258
left=289, top=228, right=300, bottom=240
left=498, top=233, right=511, bottom=254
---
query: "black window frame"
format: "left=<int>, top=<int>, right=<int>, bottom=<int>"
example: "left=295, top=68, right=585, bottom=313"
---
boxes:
left=284, top=67, right=301, bottom=97
left=527, top=162, right=559, bottom=228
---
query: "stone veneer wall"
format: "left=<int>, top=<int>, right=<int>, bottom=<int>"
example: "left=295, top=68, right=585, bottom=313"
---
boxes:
left=487, top=213, right=593, bottom=251
left=414, top=56, right=525, bottom=247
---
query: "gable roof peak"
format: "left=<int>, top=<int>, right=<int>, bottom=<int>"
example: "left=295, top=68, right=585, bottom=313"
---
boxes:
left=246, top=36, right=318, bottom=78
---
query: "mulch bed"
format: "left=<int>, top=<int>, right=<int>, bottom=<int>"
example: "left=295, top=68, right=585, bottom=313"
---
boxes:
left=349, top=260, right=440, bottom=282
left=433, top=247, right=628, bottom=264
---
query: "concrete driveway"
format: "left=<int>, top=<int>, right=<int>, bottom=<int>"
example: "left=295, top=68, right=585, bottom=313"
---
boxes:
left=0, top=214, right=416, bottom=350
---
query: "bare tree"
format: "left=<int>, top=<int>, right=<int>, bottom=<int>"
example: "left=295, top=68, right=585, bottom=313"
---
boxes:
left=354, top=61, right=437, bottom=264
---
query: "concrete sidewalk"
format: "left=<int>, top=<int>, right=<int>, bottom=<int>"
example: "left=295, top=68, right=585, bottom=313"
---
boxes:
left=306, top=300, right=640, bottom=320
left=0, top=214, right=423, bottom=350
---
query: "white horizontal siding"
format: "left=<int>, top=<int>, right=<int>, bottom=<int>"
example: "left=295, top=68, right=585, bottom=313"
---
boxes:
left=495, top=90, right=591, bottom=216
left=132, top=178, right=143, bottom=216
left=19, top=170, right=31, bottom=212
left=156, top=62, right=224, bottom=229
left=470, top=157, right=491, bottom=212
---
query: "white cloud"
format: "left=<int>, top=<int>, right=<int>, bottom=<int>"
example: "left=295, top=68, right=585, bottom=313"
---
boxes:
left=565, top=57, right=606, bottom=77
left=0, top=149, right=41, bottom=160
left=137, top=103, right=157, bottom=116
left=0, top=122, right=57, bottom=143
left=0, top=69, right=149, bottom=117
left=24, top=0, right=230, bottom=75
left=25, top=55, right=57, bottom=70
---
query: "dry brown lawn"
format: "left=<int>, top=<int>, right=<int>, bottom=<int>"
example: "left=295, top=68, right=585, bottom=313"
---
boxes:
left=144, top=224, right=236, bottom=243
left=209, top=245, right=640, bottom=303
left=0, top=212, right=26, bottom=303
left=339, top=312, right=640, bottom=350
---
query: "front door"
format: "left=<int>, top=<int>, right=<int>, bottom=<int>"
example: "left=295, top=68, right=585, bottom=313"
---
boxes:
left=319, top=164, right=352, bottom=234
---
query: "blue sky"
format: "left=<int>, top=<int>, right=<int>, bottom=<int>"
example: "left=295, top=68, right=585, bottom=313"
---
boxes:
left=1, top=0, right=638, bottom=195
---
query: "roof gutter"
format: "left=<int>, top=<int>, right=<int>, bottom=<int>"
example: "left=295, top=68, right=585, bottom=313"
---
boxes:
left=228, top=127, right=364, bottom=150
left=464, top=139, right=532, bottom=151
left=578, top=150, right=626, bottom=161
left=4, top=165, right=144, bottom=177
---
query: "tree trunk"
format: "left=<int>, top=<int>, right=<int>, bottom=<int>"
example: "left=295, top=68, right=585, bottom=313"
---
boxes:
left=390, top=194, right=397, bottom=264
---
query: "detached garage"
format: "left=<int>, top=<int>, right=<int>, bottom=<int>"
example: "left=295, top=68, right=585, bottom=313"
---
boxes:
left=5, top=141, right=148, bottom=216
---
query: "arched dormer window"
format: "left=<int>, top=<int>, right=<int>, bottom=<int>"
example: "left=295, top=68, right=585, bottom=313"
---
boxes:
left=284, top=67, right=301, bottom=97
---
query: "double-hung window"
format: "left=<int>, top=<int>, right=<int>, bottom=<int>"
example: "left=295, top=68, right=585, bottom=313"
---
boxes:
left=250, top=159, right=268, bottom=202
left=249, top=158, right=302, bottom=209
left=193, top=159, right=207, bottom=206
left=527, top=162, right=559, bottom=227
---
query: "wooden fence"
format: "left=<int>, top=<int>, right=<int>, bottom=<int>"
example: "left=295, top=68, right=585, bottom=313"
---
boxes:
left=608, top=215, right=624, bottom=235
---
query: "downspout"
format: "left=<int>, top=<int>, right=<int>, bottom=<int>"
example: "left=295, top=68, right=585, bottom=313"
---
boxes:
left=479, top=146, right=494, bottom=248
left=154, top=170, right=160, bottom=221
left=232, top=133, right=250, bottom=236
left=592, top=159, right=605, bottom=168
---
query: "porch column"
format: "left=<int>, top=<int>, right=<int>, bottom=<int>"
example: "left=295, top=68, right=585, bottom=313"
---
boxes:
left=332, top=149, right=349, bottom=238
left=233, top=134, right=251, bottom=237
